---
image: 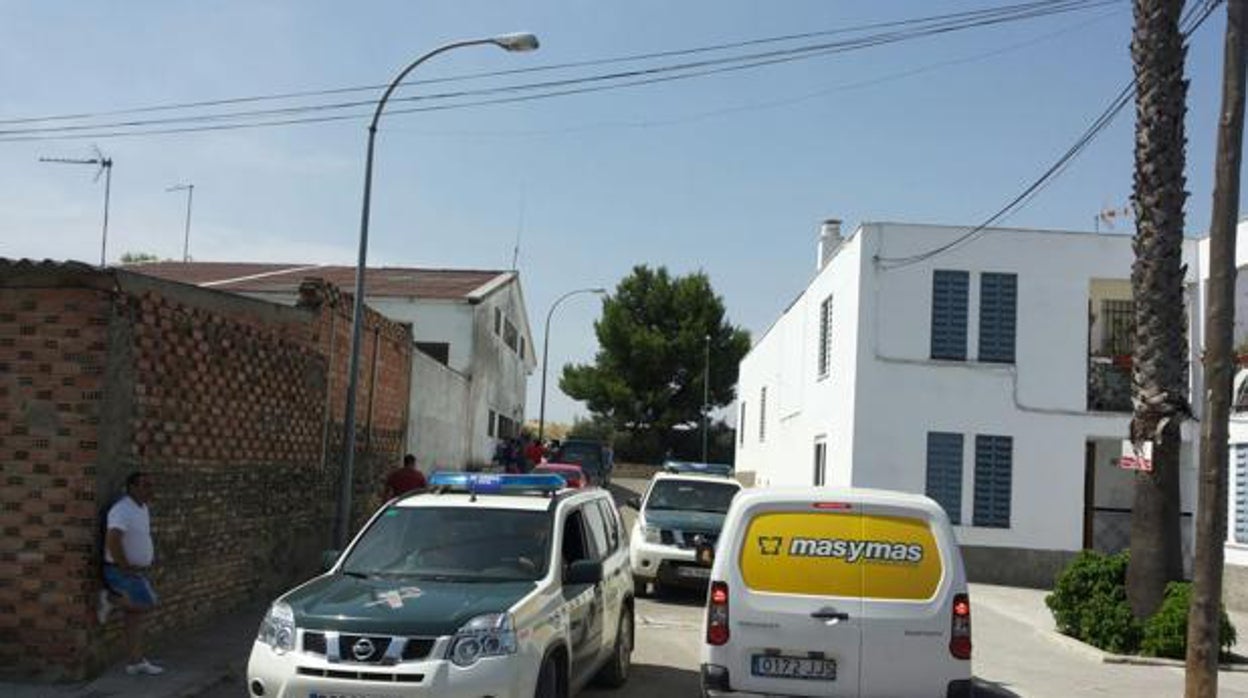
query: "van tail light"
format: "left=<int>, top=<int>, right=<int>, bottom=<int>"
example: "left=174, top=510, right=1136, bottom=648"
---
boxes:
left=950, top=593, right=972, bottom=660
left=707, top=582, right=730, bottom=646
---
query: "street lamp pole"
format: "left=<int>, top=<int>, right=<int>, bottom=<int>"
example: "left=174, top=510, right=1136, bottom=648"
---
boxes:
left=167, top=183, right=195, bottom=262
left=333, top=32, right=539, bottom=550
left=538, top=287, right=606, bottom=444
left=702, top=334, right=711, bottom=462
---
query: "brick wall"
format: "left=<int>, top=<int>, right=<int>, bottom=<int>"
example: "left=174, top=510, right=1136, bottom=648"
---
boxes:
left=0, top=262, right=411, bottom=679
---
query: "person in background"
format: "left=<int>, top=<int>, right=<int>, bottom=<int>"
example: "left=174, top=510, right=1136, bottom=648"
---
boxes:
left=384, top=454, right=428, bottom=499
left=524, top=435, right=546, bottom=471
left=98, top=472, right=164, bottom=676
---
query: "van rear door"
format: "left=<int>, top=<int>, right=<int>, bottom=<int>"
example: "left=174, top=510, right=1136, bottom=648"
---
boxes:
left=857, top=498, right=960, bottom=697
left=725, top=496, right=863, bottom=697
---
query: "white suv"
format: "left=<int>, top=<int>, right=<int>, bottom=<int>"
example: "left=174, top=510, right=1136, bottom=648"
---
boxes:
left=627, top=473, right=742, bottom=595
left=247, top=473, right=634, bottom=698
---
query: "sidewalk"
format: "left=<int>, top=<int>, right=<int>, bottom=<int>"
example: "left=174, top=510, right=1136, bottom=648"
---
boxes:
left=971, top=583, right=1248, bottom=697
left=0, top=602, right=264, bottom=698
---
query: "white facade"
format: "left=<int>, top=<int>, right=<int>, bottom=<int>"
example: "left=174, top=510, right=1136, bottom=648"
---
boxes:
left=737, top=221, right=1212, bottom=583
left=242, top=272, right=536, bottom=470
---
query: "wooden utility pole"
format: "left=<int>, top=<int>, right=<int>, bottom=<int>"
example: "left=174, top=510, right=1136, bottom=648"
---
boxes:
left=1186, top=2, right=1247, bottom=695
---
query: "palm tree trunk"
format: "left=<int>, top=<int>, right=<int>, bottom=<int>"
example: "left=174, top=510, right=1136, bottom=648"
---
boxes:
left=1127, top=0, right=1190, bottom=619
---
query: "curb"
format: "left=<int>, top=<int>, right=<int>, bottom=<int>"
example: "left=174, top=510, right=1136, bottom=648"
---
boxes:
left=1102, top=653, right=1248, bottom=672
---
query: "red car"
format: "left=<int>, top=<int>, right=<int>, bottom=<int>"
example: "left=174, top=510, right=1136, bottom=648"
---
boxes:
left=532, top=462, right=588, bottom=489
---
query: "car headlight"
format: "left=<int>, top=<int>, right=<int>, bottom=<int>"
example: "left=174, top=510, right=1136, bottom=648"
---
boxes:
left=446, top=613, right=517, bottom=667
left=643, top=524, right=662, bottom=544
left=257, top=602, right=296, bottom=654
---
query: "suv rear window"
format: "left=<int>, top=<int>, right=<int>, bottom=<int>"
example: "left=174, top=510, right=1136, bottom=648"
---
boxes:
left=342, top=507, right=552, bottom=582
left=738, top=512, right=943, bottom=601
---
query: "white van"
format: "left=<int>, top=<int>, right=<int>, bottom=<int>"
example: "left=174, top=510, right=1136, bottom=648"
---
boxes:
left=698, top=487, right=972, bottom=698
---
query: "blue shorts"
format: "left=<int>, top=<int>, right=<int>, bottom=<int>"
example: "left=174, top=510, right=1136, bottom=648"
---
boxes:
left=103, top=565, right=158, bottom=609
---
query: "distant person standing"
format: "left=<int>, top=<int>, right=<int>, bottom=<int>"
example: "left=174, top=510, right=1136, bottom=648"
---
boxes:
left=384, top=454, right=428, bottom=498
left=524, top=437, right=546, bottom=471
left=98, top=472, right=164, bottom=676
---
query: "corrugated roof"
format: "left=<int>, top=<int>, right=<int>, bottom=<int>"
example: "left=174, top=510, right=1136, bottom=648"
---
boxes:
left=123, top=261, right=509, bottom=300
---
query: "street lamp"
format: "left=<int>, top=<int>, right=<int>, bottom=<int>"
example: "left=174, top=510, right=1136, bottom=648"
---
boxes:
left=538, top=287, right=607, bottom=443
left=166, top=183, right=195, bottom=262
left=334, top=32, right=540, bottom=550
left=702, top=334, right=711, bottom=462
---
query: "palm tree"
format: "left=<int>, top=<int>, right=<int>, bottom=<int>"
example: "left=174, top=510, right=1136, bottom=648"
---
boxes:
left=1127, top=0, right=1189, bottom=618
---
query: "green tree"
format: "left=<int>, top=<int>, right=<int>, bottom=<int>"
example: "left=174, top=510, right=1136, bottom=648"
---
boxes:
left=119, top=251, right=160, bottom=264
left=560, top=266, right=751, bottom=457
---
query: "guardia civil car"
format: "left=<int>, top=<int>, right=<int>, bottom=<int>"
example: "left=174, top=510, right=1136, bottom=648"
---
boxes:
left=247, top=473, right=634, bottom=698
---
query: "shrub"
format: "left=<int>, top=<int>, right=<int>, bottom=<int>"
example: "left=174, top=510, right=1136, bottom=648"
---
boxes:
left=1140, top=582, right=1237, bottom=659
left=1045, top=550, right=1142, bottom=654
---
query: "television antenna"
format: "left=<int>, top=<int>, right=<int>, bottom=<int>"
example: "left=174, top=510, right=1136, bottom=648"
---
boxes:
left=39, top=146, right=114, bottom=267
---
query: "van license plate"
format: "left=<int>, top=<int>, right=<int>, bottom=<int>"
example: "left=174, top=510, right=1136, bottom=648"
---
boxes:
left=751, top=655, right=837, bottom=680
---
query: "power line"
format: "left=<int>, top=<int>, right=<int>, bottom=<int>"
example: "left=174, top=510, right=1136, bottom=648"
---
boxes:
left=0, top=0, right=1114, bottom=128
left=0, top=0, right=1117, bottom=142
left=875, top=0, right=1221, bottom=271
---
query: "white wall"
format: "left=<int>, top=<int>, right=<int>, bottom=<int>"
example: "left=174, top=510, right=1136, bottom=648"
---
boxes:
left=370, top=298, right=475, bottom=373
left=735, top=233, right=864, bottom=489
left=407, top=349, right=471, bottom=471
left=467, top=280, right=533, bottom=465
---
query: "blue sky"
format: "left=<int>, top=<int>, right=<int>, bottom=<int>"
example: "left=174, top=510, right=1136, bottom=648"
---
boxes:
left=0, top=1, right=1232, bottom=424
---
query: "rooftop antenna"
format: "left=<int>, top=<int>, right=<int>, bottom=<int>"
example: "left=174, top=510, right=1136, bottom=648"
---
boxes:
left=40, top=146, right=113, bottom=267
left=166, top=183, right=195, bottom=262
left=510, top=185, right=526, bottom=271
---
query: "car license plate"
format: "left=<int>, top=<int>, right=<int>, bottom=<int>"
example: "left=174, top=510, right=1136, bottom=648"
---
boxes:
left=751, top=654, right=837, bottom=681
left=677, top=565, right=710, bottom=579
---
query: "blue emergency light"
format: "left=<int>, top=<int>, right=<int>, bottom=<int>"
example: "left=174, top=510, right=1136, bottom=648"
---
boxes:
left=428, top=472, right=567, bottom=495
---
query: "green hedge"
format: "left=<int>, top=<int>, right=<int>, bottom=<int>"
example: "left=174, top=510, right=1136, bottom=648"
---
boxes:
left=1045, top=550, right=1237, bottom=658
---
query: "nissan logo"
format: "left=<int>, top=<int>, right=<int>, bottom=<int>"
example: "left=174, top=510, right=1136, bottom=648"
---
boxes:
left=351, top=637, right=376, bottom=661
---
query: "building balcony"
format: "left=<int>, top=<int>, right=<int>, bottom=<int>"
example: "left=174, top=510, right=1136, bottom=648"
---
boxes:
left=1088, top=355, right=1132, bottom=413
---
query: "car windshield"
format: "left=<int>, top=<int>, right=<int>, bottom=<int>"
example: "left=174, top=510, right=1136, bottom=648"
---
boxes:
left=645, top=480, right=740, bottom=514
left=559, top=444, right=602, bottom=469
left=340, top=507, right=552, bottom=582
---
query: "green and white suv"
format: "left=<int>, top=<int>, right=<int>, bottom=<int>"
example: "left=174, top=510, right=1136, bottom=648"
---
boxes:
left=247, top=473, right=634, bottom=698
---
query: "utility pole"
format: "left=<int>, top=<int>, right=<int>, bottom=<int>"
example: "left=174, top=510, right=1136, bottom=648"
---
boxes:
left=167, top=183, right=195, bottom=262
left=1187, top=1, right=1246, bottom=695
left=702, top=334, right=711, bottom=463
left=40, top=149, right=113, bottom=267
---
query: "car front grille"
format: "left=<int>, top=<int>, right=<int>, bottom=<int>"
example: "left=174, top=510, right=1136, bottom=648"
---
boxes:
left=659, top=530, right=718, bottom=549
left=300, top=632, right=434, bottom=663
left=297, top=667, right=424, bottom=683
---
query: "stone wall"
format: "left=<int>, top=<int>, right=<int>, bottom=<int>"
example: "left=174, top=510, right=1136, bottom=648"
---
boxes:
left=0, top=261, right=411, bottom=679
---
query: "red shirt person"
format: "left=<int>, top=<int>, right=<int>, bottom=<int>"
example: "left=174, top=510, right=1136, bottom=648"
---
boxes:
left=524, top=440, right=546, bottom=469
left=384, top=454, right=428, bottom=499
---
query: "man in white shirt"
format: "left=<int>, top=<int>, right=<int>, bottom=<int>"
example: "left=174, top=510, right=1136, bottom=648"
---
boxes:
left=98, top=472, right=164, bottom=676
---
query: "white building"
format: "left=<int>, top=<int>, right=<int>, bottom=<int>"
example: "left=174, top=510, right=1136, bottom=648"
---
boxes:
left=128, top=262, right=535, bottom=470
left=735, top=220, right=1217, bottom=588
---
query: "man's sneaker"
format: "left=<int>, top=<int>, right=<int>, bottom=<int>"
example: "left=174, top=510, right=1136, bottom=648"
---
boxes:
left=125, top=659, right=164, bottom=676
left=97, top=590, right=113, bottom=625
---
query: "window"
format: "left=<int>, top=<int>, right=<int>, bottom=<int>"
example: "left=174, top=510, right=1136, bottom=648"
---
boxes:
left=595, top=499, right=621, bottom=553
left=818, top=295, right=833, bottom=378
left=561, top=510, right=590, bottom=568
left=494, top=308, right=503, bottom=335
left=813, top=438, right=827, bottom=486
left=520, top=336, right=526, bottom=360
left=1101, top=299, right=1134, bottom=356
left=979, top=272, right=1017, bottom=363
left=931, top=270, right=969, bottom=360
left=415, top=341, right=450, bottom=366
left=503, top=319, right=519, bottom=352
left=758, top=387, right=767, bottom=442
left=973, top=435, right=1013, bottom=528
left=488, top=409, right=497, bottom=438
left=582, top=503, right=611, bottom=561
left=925, top=432, right=964, bottom=524
left=739, top=402, right=747, bottom=446
left=1236, top=445, right=1248, bottom=544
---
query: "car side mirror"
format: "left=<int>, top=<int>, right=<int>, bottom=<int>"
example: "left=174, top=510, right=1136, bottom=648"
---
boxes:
left=321, top=549, right=341, bottom=571
left=626, top=497, right=641, bottom=510
left=565, top=559, right=603, bottom=585
left=695, top=543, right=715, bottom=568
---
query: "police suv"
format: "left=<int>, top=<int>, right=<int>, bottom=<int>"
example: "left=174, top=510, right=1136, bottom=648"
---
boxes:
left=247, top=473, right=634, bottom=698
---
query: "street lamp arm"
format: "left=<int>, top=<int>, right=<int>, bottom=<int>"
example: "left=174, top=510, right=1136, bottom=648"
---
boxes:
left=368, top=38, right=500, bottom=131
left=538, top=287, right=607, bottom=443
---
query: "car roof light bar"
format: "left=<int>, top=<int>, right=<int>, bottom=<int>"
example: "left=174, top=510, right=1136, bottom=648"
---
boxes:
left=428, top=472, right=567, bottom=496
